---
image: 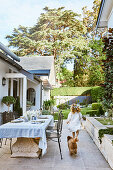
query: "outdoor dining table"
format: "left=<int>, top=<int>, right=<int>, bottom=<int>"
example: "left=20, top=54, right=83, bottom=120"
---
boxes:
left=0, top=115, right=54, bottom=158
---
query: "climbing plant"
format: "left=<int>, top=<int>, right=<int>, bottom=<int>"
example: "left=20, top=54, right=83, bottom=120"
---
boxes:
left=102, top=28, right=113, bottom=110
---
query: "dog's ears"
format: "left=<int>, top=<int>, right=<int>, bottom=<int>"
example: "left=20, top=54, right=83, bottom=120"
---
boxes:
left=74, top=137, right=79, bottom=142
left=67, top=136, right=72, bottom=141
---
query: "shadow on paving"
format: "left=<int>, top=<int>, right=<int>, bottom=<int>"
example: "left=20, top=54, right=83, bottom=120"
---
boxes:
left=0, top=120, right=111, bottom=170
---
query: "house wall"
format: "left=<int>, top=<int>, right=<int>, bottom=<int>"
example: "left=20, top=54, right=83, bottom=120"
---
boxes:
left=0, top=61, right=9, bottom=112
left=27, top=80, right=41, bottom=110
left=49, top=63, right=56, bottom=86
left=108, top=8, right=113, bottom=28
left=43, top=89, right=50, bottom=101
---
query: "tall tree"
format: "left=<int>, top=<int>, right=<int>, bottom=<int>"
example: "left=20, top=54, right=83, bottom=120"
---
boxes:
left=82, top=0, right=101, bottom=36
left=6, top=7, right=88, bottom=85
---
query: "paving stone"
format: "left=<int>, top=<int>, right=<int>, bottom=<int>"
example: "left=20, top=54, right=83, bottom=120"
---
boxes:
left=0, top=120, right=111, bottom=170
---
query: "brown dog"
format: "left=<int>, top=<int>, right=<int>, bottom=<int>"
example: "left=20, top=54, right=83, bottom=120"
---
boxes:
left=67, top=136, right=78, bottom=155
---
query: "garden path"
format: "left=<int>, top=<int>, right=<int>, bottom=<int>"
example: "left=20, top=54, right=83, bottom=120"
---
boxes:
left=0, top=120, right=111, bottom=170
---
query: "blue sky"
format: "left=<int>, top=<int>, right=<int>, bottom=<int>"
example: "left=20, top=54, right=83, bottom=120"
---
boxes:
left=0, top=0, right=94, bottom=45
left=0, top=0, right=94, bottom=70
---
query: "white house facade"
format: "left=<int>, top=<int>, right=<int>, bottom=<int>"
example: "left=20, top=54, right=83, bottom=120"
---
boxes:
left=0, top=42, right=42, bottom=116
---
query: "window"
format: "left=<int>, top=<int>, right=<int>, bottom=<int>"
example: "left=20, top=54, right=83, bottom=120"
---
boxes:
left=27, top=88, right=36, bottom=106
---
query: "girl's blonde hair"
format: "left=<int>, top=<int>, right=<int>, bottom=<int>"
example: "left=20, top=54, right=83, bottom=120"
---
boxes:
left=71, top=104, right=76, bottom=114
left=76, top=106, right=81, bottom=113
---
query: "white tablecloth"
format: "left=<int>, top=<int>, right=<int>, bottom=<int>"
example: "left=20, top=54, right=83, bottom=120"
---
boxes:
left=0, top=115, right=54, bottom=155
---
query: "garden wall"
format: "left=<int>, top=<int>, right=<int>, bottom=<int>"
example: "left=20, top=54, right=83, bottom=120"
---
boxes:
left=85, top=117, right=113, bottom=169
left=54, top=95, right=91, bottom=105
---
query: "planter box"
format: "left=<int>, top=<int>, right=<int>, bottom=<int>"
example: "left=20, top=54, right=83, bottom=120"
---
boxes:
left=85, top=117, right=113, bottom=169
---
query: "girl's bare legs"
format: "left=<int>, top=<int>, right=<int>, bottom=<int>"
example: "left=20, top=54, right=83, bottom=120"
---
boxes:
left=76, top=130, right=79, bottom=138
left=72, top=132, right=75, bottom=138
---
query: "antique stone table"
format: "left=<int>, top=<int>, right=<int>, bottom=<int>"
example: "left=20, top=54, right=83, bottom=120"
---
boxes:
left=0, top=115, right=54, bottom=158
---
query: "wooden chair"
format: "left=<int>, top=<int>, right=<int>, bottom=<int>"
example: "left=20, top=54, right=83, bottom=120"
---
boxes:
left=46, top=111, right=63, bottom=159
left=2, top=111, right=15, bottom=153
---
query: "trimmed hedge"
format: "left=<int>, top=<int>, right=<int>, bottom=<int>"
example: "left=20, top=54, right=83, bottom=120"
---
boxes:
left=57, top=103, right=70, bottom=109
left=51, top=87, right=92, bottom=96
left=91, top=86, right=104, bottom=102
left=92, top=103, right=104, bottom=116
left=92, top=103, right=102, bottom=110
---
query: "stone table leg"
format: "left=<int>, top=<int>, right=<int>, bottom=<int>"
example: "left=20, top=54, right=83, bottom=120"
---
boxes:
left=11, top=137, right=41, bottom=158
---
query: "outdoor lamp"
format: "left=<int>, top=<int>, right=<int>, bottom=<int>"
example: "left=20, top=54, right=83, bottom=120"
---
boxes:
left=2, top=77, right=6, bottom=86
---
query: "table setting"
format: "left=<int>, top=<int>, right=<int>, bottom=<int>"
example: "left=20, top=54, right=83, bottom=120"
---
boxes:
left=0, top=110, right=54, bottom=158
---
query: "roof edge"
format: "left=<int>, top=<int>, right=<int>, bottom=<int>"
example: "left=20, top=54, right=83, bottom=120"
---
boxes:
left=0, top=42, right=20, bottom=62
left=96, top=0, right=105, bottom=32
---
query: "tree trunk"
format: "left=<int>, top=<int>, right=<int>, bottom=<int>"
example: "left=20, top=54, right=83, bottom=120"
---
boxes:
left=73, top=58, right=77, bottom=87
left=54, top=49, right=57, bottom=60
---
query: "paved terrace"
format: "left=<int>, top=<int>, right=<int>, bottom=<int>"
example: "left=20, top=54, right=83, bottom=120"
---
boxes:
left=0, top=120, right=111, bottom=170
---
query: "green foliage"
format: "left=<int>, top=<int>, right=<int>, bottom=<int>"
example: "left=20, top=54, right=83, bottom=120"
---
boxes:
left=80, top=107, right=92, bottom=115
left=2, top=96, right=16, bottom=112
left=27, top=101, right=33, bottom=106
left=2, top=96, right=16, bottom=106
left=88, top=39, right=105, bottom=86
left=102, top=28, right=113, bottom=110
left=6, top=6, right=90, bottom=86
left=14, top=96, right=23, bottom=116
left=91, top=86, right=104, bottom=102
left=51, top=87, right=92, bottom=96
left=43, top=99, right=54, bottom=110
left=98, top=128, right=113, bottom=143
left=58, top=67, right=74, bottom=87
left=86, top=110, right=98, bottom=116
left=42, top=110, right=51, bottom=115
left=57, top=103, right=70, bottom=110
left=97, top=105, right=104, bottom=116
left=92, top=103, right=102, bottom=110
left=82, top=0, right=101, bottom=35
left=92, top=103, right=104, bottom=116
left=96, top=118, right=113, bottom=125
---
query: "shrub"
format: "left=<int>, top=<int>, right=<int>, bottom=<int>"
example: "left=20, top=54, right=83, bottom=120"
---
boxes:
left=98, top=128, right=113, bottom=143
left=97, top=105, right=104, bottom=116
left=92, top=103, right=104, bottom=116
left=92, top=103, right=102, bottom=110
left=42, top=110, right=51, bottom=115
left=57, top=103, right=70, bottom=110
left=86, top=110, right=98, bottom=117
left=14, top=96, right=23, bottom=117
left=91, top=86, right=104, bottom=102
left=43, top=100, right=54, bottom=110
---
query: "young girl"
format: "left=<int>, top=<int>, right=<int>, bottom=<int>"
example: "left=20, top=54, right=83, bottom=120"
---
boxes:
left=67, top=104, right=82, bottom=138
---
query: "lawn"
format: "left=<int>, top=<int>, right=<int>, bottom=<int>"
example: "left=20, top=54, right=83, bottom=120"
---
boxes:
left=53, top=107, right=91, bottom=120
left=96, top=118, right=113, bottom=125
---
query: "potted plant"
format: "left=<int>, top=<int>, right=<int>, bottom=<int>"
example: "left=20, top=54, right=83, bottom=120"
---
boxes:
left=2, top=96, right=16, bottom=112
left=14, top=96, right=23, bottom=117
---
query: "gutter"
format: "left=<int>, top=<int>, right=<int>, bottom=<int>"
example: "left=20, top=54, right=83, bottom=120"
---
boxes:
left=34, top=76, right=42, bottom=82
left=0, top=51, right=22, bottom=70
left=0, top=42, right=20, bottom=62
left=96, top=0, right=105, bottom=32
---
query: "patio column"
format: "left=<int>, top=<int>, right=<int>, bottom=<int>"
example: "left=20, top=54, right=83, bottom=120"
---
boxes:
left=23, top=77, right=27, bottom=115
left=20, top=78, right=23, bottom=108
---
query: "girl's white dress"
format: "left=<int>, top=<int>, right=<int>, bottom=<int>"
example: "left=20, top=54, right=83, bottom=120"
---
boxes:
left=67, top=112, right=82, bottom=132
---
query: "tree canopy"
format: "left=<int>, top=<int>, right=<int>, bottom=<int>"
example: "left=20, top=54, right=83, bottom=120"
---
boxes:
left=6, top=1, right=105, bottom=87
